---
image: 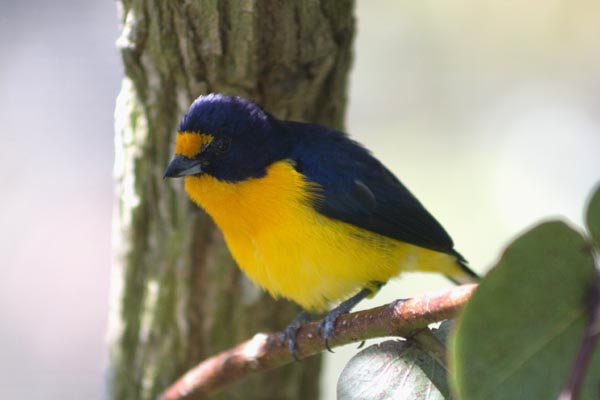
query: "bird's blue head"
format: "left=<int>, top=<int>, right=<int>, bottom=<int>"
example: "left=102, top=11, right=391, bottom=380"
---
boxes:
left=164, top=94, right=290, bottom=182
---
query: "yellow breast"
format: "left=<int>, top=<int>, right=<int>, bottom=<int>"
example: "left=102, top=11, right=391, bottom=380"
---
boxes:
left=184, top=160, right=458, bottom=311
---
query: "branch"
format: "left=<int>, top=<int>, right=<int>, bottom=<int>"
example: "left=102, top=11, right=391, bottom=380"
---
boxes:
left=160, top=284, right=477, bottom=400
left=558, top=272, right=600, bottom=400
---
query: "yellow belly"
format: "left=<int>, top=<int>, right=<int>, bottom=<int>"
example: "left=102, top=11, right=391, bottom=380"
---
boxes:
left=184, top=160, right=459, bottom=311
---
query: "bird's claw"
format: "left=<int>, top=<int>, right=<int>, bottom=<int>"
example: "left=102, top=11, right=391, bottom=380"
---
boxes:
left=318, top=313, right=339, bottom=353
left=282, top=311, right=311, bottom=361
left=283, top=327, right=300, bottom=361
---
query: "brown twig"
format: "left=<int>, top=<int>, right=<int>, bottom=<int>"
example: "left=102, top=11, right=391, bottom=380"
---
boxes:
left=557, top=272, right=600, bottom=400
left=160, top=284, right=477, bottom=400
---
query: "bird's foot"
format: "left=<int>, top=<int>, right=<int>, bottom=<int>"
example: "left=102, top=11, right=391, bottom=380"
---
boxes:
left=317, top=285, right=383, bottom=352
left=282, top=311, right=312, bottom=361
left=318, top=306, right=348, bottom=353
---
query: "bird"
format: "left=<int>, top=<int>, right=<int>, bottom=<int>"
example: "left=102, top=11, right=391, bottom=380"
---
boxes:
left=164, top=93, right=479, bottom=356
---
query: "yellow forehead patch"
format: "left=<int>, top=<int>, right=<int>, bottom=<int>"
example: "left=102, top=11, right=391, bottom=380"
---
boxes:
left=175, top=132, right=214, bottom=157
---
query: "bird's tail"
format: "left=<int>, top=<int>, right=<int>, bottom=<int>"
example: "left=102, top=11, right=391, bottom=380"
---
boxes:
left=445, top=249, right=481, bottom=285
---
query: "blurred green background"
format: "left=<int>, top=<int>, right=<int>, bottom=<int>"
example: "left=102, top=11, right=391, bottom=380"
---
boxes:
left=1, top=1, right=599, bottom=399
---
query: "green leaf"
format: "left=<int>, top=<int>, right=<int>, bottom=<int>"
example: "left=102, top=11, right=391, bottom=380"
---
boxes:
left=450, top=221, right=598, bottom=400
left=337, top=337, right=451, bottom=400
left=586, top=183, right=600, bottom=248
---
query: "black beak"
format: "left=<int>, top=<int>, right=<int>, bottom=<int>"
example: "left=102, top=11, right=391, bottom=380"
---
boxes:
left=164, top=155, right=204, bottom=178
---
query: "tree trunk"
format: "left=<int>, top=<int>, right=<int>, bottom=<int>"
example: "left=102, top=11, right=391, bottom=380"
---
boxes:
left=107, top=1, right=355, bottom=399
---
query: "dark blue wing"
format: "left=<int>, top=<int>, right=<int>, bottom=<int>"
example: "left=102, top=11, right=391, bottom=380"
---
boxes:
left=286, top=121, right=455, bottom=254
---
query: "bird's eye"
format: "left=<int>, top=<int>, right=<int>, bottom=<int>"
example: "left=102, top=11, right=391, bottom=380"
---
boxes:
left=213, top=137, right=231, bottom=155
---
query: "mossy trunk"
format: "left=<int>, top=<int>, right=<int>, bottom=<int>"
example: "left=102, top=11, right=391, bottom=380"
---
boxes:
left=107, top=1, right=355, bottom=399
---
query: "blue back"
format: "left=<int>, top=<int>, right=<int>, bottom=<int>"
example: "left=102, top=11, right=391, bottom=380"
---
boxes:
left=284, top=120, right=455, bottom=253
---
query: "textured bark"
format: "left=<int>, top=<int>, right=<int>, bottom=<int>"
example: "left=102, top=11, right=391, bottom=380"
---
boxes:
left=108, top=1, right=355, bottom=400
